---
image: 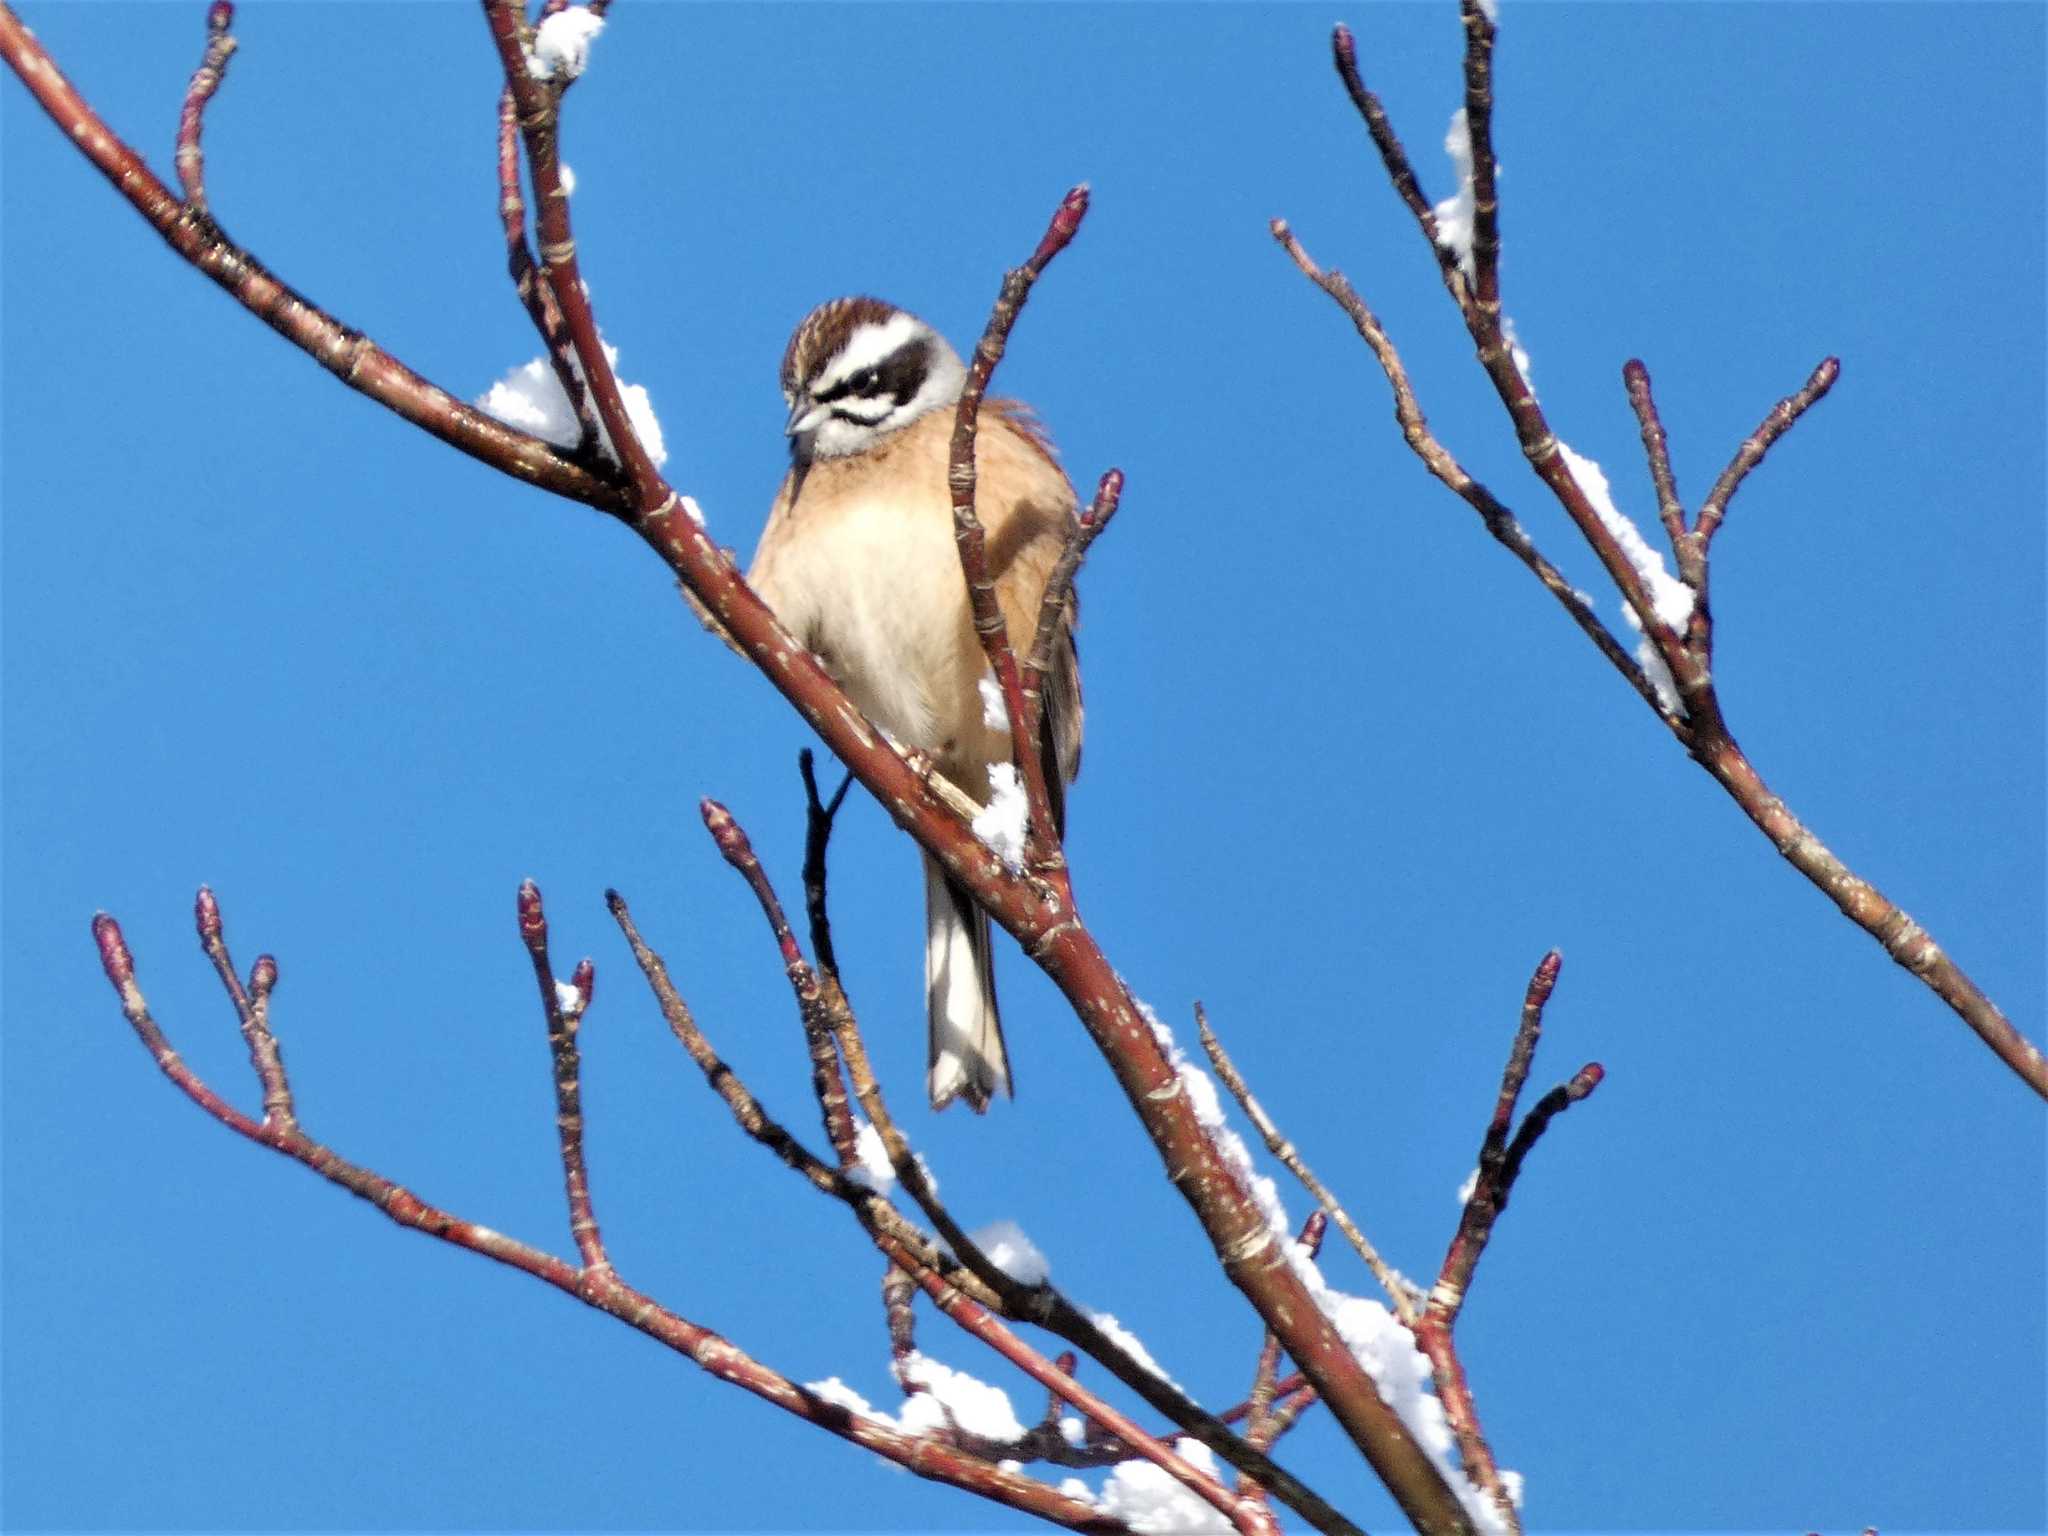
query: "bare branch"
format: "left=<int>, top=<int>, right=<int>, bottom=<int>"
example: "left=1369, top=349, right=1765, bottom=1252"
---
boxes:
left=1197, top=1003, right=1418, bottom=1324
left=172, top=0, right=234, bottom=213
left=1329, top=24, right=1459, bottom=293
left=194, top=884, right=294, bottom=1127
left=91, top=904, right=1118, bottom=1529
left=946, top=184, right=1092, bottom=865
left=0, top=6, right=627, bottom=510
left=798, top=749, right=854, bottom=982
left=1621, top=360, right=1688, bottom=551
left=518, top=880, right=609, bottom=1273
left=1408, top=953, right=1601, bottom=1532
left=1022, top=467, right=1123, bottom=729
left=702, top=797, right=859, bottom=1165
left=6, top=11, right=1516, bottom=1521
left=1289, top=16, right=2041, bottom=1100
left=495, top=87, right=600, bottom=458
left=1697, top=356, right=1841, bottom=545
left=1270, top=218, right=1675, bottom=726
left=479, top=0, right=664, bottom=506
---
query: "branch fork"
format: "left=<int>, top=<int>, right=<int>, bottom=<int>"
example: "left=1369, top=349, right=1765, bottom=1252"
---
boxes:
left=1277, top=8, right=2038, bottom=1098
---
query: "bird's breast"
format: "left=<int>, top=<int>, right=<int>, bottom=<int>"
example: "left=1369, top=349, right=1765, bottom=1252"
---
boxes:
left=778, top=482, right=982, bottom=759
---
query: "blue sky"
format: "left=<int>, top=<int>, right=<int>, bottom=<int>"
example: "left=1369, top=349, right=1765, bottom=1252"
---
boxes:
left=4, top=3, right=2042, bottom=1532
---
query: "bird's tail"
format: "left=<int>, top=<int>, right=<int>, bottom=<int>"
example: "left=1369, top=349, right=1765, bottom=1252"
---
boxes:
left=925, top=854, right=1010, bottom=1112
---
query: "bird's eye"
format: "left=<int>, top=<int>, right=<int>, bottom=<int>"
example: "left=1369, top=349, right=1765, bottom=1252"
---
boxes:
left=849, top=367, right=881, bottom=395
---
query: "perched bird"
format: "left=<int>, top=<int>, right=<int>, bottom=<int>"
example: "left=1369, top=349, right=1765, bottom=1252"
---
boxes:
left=748, top=297, right=1082, bottom=1111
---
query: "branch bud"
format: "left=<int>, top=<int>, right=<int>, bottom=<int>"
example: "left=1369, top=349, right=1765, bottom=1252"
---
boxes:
left=92, top=912, right=135, bottom=989
left=194, top=885, right=222, bottom=943
left=1029, top=184, right=1091, bottom=272
left=517, top=878, right=548, bottom=950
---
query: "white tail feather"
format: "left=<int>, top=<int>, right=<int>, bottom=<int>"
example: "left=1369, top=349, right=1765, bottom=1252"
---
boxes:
left=924, top=855, right=1009, bottom=1111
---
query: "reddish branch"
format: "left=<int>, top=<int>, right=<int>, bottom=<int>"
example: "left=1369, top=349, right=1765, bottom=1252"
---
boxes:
left=480, top=0, right=664, bottom=506
left=92, top=899, right=1119, bottom=1531
left=702, top=799, right=861, bottom=1165
left=1281, top=11, right=2041, bottom=1100
left=1412, top=952, right=1602, bottom=1528
left=945, top=184, right=1093, bottom=868
left=172, top=0, right=232, bottom=211
left=1267, top=219, right=1670, bottom=721
left=495, top=87, right=599, bottom=457
left=0, top=6, right=622, bottom=510
left=1023, top=467, right=1123, bottom=739
left=6, top=5, right=1490, bottom=1527
left=710, top=792, right=1362, bottom=1536
left=518, top=881, right=608, bottom=1272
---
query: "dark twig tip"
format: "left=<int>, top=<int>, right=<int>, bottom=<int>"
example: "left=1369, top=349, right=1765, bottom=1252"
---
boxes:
left=250, top=954, right=278, bottom=993
left=1300, top=1209, right=1330, bottom=1257
left=207, top=0, right=234, bottom=31
left=1622, top=359, right=1649, bottom=388
left=1332, top=23, right=1356, bottom=68
left=194, top=885, right=222, bottom=941
left=92, top=912, right=134, bottom=987
left=571, top=957, right=595, bottom=1006
left=602, top=887, right=625, bottom=914
left=1568, top=1062, right=1605, bottom=1098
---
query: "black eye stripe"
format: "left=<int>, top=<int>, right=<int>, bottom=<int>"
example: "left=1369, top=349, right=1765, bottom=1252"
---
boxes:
left=814, top=338, right=930, bottom=408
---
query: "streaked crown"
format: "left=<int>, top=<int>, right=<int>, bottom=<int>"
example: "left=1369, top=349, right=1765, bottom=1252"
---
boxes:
left=780, top=297, right=967, bottom=463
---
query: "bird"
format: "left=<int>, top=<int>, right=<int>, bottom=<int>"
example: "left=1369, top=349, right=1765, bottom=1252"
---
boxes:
left=747, top=296, right=1082, bottom=1112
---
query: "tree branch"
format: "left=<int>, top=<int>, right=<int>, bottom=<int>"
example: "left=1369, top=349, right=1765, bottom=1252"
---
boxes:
left=1277, top=12, right=2042, bottom=1100
left=91, top=898, right=1117, bottom=1530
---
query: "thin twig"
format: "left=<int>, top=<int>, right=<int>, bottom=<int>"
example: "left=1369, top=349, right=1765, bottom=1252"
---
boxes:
left=1270, top=218, right=1676, bottom=728
left=1413, top=953, right=1600, bottom=1533
left=1021, top=467, right=1123, bottom=730
left=1294, top=18, right=2042, bottom=1100
left=1457, top=0, right=1502, bottom=316
left=788, top=810, right=1356, bottom=1535
left=1329, top=24, right=1457, bottom=289
left=517, top=880, right=609, bottom=1273
left=1697, top=356, right=1841, bottom=546
left=883, top=1261, right=918, bottom=1364
left=1239, top=1211, right=1327, bottom=1503
left=1197, top=1003, right=1418, bottom=1324
left=194, top=886, right=294, bottom=1126
left=0, top=7, right=625, bottom=510
left=1621, top=360, right=1688, bottom=552
left=495, top=87, right=599, bottom=458
left=947, top=185, right=1091, bottom=863
left=11, top=10, right=1499, bottom=1519
left=798, top=748, right=853, bottom=983
left=480, top=0, right=664, bottom=506
left=896, top=1263, right=1277, bottom=1536
left=702, top=797, right=858, bottom=1165
left=172, top=0, right=235, bottom=214
left=90, top=908, right=1116, bottom=1530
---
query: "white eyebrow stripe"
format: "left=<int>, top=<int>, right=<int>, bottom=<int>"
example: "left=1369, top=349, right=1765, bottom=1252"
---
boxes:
left=814, top=312, right=925, bottom=394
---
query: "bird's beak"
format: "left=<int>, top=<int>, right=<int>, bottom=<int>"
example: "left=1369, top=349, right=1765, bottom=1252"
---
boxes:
left=784, top=398, right=827, bottom=438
